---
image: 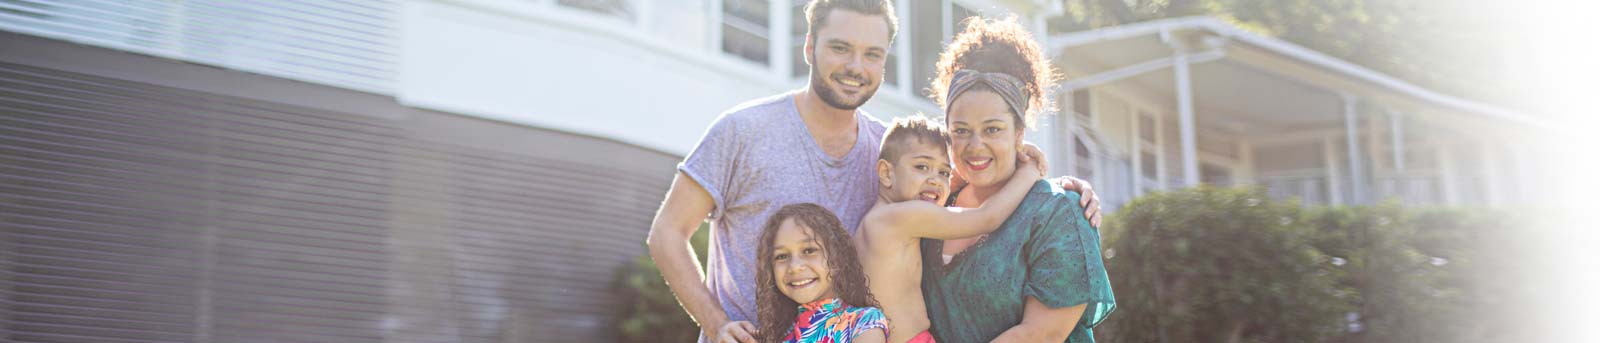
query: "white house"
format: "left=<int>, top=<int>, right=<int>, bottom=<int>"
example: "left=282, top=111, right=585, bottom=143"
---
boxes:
left=1034, top=17, right=1556, bottom=213
left=400, top=0, right=1068, bottom=155
left=0, top=0, right=1066, bottom=342
left=0, top=1, right=1548, bottom=341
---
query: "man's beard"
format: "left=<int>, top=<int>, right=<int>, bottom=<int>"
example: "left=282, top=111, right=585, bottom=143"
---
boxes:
left=808, top=56, right=877, bottom=110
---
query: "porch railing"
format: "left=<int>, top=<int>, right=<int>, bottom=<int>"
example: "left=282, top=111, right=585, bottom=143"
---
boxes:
left=1260, top=173, right=1330, bottom=206
left=1372, top=173, right=1440, bottom=205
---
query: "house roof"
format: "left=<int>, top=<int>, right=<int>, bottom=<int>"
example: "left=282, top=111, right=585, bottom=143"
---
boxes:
left=1047, top=16, right=1552, bottom=132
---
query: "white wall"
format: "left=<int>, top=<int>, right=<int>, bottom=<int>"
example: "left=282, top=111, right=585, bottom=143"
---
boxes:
left=398, top=0, right=943, bottom=156
left=0, top=0, right=399, bottom=95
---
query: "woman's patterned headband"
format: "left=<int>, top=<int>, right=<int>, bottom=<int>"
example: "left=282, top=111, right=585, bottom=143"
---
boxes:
left=945, top=69, right=1030, bottom=119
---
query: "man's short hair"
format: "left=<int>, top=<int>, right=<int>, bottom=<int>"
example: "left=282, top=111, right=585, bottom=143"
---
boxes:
left=879, top=114, right=950, bottom=163
left=804, top=0, right=900, bottom=44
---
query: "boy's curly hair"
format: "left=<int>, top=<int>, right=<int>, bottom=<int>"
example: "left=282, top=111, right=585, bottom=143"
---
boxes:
left=755, top=203, right=880, bottom=343
left=928, top=16, right=1058, bottom=130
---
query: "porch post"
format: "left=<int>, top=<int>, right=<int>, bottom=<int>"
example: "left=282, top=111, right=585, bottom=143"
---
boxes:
left=1479, top=142, right=1502, bottom=206
left=1323, top=136, right=1345, bottom=205
left=1438, top=144, right=1461, bottom=205
left=1175, top=51, right=1200, bottom=187
left=1130, top=108, right=1144, bottom=194
left=1237, top=139, right=1255, bottom=185
left=1389, top=110, right=1406, bottom=172
left=1343, top=94, right=1367, bottom=204
left=1062, top=91, right=1078, bottom=177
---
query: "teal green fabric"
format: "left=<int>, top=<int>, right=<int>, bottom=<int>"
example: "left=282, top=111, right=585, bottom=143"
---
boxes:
left=920, top=180, right=1115, bottom=343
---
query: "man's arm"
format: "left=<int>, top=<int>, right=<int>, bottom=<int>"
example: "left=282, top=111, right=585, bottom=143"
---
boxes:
left=645, top=172, right=746, bottom=342
left=1054, top=176, right=1102, bottom=228
left=988, top=297, right=1087, bottom=343
left=1017, top=142, right=1102, bottom=228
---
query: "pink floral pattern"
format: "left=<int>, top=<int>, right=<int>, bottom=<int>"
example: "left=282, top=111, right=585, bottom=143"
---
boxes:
left=781, top=298, right=887, bottom=343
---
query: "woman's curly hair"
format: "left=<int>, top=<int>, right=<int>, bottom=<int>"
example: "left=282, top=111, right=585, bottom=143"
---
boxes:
left=754, top=203, right=880, bottom=343
left=928, top=16, right=1059, bottom=130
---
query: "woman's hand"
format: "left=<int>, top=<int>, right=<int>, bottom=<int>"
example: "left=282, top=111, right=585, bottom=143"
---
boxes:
left=716, top=321, right=758, bottom=343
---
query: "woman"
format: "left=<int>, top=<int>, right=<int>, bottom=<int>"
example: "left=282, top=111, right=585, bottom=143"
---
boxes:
left=919, top=17, right=1115, bottom=343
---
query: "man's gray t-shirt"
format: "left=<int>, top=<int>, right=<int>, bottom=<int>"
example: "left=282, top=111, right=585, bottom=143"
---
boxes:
left=679, top=92, right=886, bottom=339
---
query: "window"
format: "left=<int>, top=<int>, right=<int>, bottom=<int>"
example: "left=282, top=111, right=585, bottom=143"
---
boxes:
left=951, top=4, right=977, bottom=33
left=1073, top=89, right=1092, bottom=119
left=649, top=0, right=709, bottom=48
left=1141, top=151, right=1159, bottom=180
left=1138, top=111, right=1157, bottom=142
left=722, top=0, right=770, bottom=65
left=559, top=0, right=636, bottom=21
left=883, top=46, right=898, bottom=87
left=791, top=0, right=808, bottom=78
left=1075, top=136, right=1094, bottom=179
left=1202, top=163, right=1232, bottom=185
left=912, top=1, right=978, bottom=98
left=0, top=0, right=396, bottom=93
left=911, top=0, right=941, bottom=98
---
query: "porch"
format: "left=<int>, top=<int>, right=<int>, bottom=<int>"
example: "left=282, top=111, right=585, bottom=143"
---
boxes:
left=1040, top=18, right=1549, bottom=211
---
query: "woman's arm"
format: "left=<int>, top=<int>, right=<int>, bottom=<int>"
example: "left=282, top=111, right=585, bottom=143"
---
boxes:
left=988, top=298, right=1086, bottom=343
left=989, top=190, right=1114, bottom=343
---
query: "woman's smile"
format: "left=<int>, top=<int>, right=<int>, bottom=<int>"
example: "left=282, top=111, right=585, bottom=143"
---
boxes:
left=965, top=157, right=993, bottom=171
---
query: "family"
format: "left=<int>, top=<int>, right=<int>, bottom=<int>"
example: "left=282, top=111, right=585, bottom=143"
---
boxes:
left=645, top=1, right=1115, bottom=342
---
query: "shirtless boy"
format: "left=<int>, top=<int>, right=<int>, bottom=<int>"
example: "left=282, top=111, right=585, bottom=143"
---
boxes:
left=853, top=115, right=1042, bottom=343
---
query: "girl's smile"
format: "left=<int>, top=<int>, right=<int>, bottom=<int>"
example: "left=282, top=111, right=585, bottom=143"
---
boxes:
left=772, top=218, right=839, bottom=304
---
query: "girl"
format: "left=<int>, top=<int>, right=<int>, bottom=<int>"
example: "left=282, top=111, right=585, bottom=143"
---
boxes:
left=753, top=203, right=888, bottom=343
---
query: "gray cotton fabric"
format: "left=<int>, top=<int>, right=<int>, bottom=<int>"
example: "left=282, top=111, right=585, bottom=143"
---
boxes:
left=678, top=91, right=886, bottom=342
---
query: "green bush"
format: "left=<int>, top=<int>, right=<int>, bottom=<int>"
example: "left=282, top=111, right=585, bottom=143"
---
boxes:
left=1099, top=186, right=1349, bottom=343
left=614, top=191, right=1514, bottom=343
left=1309, top=205, right=1521, bottom=343
left=1309, top=205, right=1432, bottom=343
left=613, top=224, right=709, bottom=343
left=1098, top=187, right=1511, bottom=343
left=1402, top=207, right=1520, bottom=343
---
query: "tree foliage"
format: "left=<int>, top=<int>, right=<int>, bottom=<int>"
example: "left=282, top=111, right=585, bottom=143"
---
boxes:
left=612, top=225, right=709, bottom=343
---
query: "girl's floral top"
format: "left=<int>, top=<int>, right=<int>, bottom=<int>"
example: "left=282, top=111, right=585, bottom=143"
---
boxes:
left=781, top=298, right=888, bottom=343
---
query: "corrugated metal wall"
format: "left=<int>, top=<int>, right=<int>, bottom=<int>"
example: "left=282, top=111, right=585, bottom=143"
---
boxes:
left=0, top=31, right=676, bottom=342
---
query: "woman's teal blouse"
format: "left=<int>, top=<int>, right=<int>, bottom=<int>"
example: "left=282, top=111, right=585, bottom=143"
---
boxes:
left=920, top=180, right=1115, bottom=343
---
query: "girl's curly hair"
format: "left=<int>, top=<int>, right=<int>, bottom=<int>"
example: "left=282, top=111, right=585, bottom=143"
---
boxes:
left=754, top=203, right=880, bottom=343
left=928, top=16, right=1059, bottom=130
